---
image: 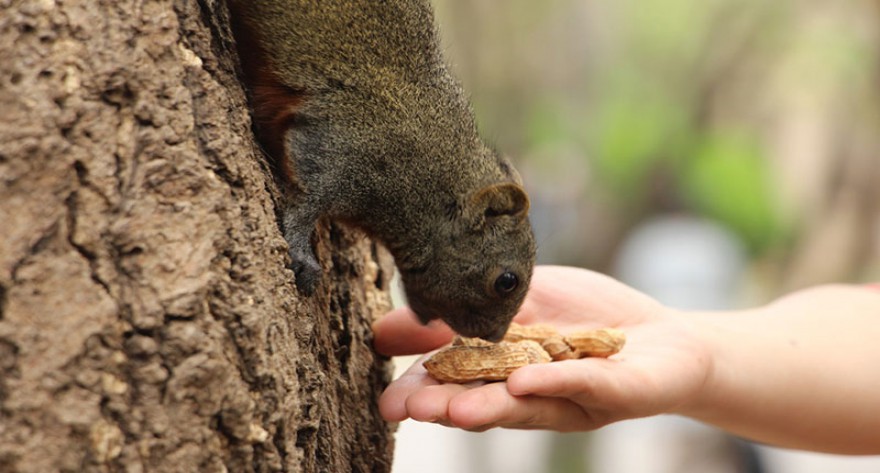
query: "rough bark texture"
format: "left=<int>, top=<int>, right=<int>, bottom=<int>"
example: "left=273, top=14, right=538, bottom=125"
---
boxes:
left=0, top=1, right=396, bottom=472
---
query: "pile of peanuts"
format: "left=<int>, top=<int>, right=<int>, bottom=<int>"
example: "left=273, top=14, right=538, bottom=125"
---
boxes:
left=423, top=322, right=626, bottom=383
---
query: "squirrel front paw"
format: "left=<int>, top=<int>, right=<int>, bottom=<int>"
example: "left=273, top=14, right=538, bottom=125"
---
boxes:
left=289, top=245, right=321, bottom=295
left=281, top=205, right=322, bottom=295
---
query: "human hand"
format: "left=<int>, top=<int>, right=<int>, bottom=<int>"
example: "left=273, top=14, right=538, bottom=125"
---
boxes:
left=374, top=265, right=713, bottom=431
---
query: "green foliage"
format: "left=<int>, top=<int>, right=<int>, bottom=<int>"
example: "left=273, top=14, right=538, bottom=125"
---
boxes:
left=584, top=66, right=784, bottom=254
left=590, top=107, right=785, bottom=254
left=681, top=134, right=784, bottom=253
left=581, top=0, right=790, bottom=255
left=590, top=77, right=690, bottom=202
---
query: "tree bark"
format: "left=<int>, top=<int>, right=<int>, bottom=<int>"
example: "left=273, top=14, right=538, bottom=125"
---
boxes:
left=0, top=1, right=395, bottom=472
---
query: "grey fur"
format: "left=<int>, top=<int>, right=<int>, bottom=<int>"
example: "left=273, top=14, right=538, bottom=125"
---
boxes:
left=230, top=0, right=536, bottom=340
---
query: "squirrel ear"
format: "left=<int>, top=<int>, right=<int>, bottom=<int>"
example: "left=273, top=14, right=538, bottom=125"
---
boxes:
left=471, top=183, right=530, bottom=222
left=499, top=156, right=524, bottom=186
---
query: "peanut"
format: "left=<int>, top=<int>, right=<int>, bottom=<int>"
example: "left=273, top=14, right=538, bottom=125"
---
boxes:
left=451, top=336, right=495, bottom=348
left=423, top=340, right=551, bottom=383
left=423, top=323, right=627, bottom=383
left=565, top=328, right=626, bottom=358
left=502, top=323, right=560, bottom=343
left=540, top=335, right=579, bottom=361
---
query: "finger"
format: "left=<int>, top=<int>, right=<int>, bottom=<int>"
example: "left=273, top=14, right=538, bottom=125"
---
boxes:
left=505, top=359, right=619, bottom=406
left=512, top=266, right=596, bottom=327
left=444, top=382, right=598, bottom=431
left=372, top=307, right=455, bottom=356
left=389, top=371, right=604, bottom=431
left=511, top=267, right=562, bottom=326
left=378, top=356, right=439, bottom=422
left=405, top=383, right=472, bottom=423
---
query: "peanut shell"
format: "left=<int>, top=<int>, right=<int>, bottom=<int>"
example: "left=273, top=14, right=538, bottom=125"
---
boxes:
left=451, top=336, right=494, bottom=348
left=541, top=335, right=578, bottom=361
left=424, top=340, right=550, bottom=383
left=502, top=322, right=560, bottom=343
left=565, top=328, right=626, bottom=358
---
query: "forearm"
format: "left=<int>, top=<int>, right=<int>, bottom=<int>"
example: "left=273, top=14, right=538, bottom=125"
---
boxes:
left=678, top=285, right=880, bottom=453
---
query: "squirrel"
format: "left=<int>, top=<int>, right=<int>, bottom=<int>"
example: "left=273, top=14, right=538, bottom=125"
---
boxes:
left=226, top=0, right=536, bottom=341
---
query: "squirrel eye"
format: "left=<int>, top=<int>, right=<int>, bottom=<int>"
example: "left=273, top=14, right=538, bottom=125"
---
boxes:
left=493, top=272, right=519, bottom=295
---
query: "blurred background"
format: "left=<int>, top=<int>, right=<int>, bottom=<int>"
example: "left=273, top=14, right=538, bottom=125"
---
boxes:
left=392, top=0, right=880, bottom=472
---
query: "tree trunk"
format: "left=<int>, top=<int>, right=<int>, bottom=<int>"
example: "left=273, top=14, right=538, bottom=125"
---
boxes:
left=0, top=1, right=395, bottom=472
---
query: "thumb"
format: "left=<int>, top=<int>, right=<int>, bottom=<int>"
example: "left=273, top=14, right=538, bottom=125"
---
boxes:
left=372, top=306, right=455, bottom=356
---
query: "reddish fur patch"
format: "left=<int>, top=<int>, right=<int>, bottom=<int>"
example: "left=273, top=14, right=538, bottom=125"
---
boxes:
left=250, top=83, right=302, bottom=185
left=228, top=3, right=303, bottom=187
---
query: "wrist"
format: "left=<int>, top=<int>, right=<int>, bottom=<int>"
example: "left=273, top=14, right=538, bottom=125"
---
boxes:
left=666, top=306, right=762, bottom=420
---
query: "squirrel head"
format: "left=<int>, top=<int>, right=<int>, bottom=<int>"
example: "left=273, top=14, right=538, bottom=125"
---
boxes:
left=400, top=181, right=536, bottom=341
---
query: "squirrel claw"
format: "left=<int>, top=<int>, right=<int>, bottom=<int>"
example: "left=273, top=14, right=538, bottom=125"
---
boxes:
left=289, top=248, right=321, bottom=295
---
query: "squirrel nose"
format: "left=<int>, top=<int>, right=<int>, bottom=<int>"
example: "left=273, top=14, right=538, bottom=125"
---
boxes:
left=478, top=324, right=509, bottom=343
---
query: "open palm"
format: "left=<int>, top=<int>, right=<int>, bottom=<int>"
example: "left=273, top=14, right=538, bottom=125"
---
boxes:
left=374, top=265, right=714, bottom=431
